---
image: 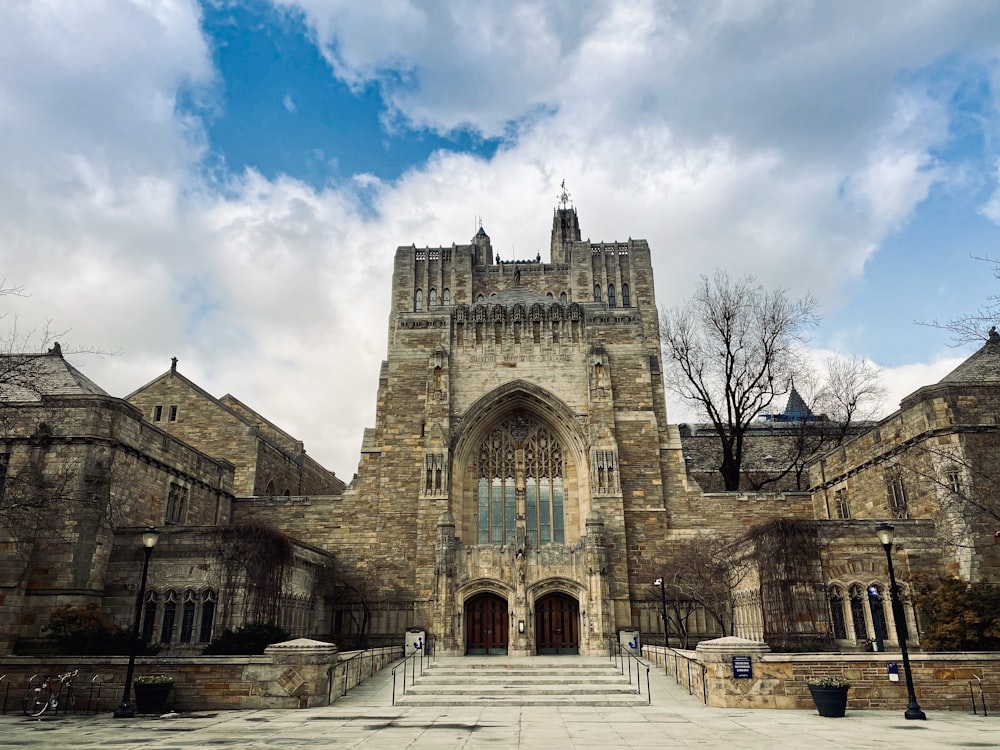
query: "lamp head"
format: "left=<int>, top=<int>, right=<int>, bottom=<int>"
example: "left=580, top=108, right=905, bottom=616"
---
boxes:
left=142, top=527, right=160, bottom=549
left=653, top=577, right=663, bottom=586
left=875, top=522, right=894, bottom=548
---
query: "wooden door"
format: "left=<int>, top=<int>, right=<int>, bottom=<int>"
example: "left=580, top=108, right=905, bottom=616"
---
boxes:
left=465, top=593, right=509, bottom=655
left=535, top=593, right=579, bottom=654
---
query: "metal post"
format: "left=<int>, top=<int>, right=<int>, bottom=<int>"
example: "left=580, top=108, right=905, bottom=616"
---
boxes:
left=114, top=533, right=156, bottom=718
left=876, top=523, right=926, bottom=721
left=655, top=577, right=671, bottom=648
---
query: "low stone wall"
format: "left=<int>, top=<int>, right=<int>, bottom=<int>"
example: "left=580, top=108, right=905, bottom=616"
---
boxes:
left=644, top=638, right=1000, bottom=713
left=0, top=640, right=403, bottom=713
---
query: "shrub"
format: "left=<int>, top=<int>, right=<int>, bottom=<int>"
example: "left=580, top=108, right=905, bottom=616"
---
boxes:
left=807, top=676, right=851, bottom=688
left=202, top=622, right=291, bottom=655
left=912, top=575, right=1000, bottom=651
left=135, top=674, right=174, bottom=685
left=43, top=604, right=156, bottom=655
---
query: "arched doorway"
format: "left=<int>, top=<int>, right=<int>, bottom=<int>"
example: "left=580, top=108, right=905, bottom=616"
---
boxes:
left=535, top=593, right=579, bottom=654
left=465, top=593, right=509, bottom=655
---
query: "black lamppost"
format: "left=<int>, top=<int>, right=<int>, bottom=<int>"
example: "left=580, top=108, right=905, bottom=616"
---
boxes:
left=653, top=577, right=671, bottom=648
left=114, top=526, right=159, bottom=719
left=874, top=523, right=926, bottom=720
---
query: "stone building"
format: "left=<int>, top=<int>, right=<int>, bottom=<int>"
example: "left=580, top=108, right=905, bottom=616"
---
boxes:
left=806, top=331, right=1000, bottom=645
left=127, top=359, right=344, bottom=498
left=239, top=198, right=698, bottom=656
left=5, top=199, right=999, bottom=660
left=0, top=349, right=334, bottom=655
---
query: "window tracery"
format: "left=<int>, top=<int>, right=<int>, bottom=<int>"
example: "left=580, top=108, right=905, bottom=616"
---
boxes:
left=476, top=415, right=565, bottom=546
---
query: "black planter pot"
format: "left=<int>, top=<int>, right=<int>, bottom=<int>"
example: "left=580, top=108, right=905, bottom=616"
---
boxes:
left=133, top=682, right=173, bottom=714
left=809, top=685, right=849, bottom=717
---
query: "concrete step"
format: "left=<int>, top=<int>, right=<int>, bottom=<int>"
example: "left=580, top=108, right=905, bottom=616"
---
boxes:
left=395, top=657, right=650, bottom=707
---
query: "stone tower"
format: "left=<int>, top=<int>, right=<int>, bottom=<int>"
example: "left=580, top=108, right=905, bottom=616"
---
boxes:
left=349, top=199, right=687, bottom=655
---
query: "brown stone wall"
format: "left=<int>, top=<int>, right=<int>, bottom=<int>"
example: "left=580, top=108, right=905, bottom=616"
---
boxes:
left=645, top=645, right=1000, bottom=711
left=0, top=394, right=233, bottom=654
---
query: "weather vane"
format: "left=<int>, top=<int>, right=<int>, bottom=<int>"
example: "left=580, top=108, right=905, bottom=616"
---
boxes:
left=558, top=179, right=571, bottom=209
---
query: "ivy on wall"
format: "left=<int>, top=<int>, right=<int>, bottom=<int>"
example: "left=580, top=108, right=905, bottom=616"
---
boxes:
left=215, top=522, right=294, bottom=627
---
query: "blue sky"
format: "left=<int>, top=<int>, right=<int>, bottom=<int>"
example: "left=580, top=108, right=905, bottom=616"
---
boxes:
left=2, top=1, right=1000, bottom=474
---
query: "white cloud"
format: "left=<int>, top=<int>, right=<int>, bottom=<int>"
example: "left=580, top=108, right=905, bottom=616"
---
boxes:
left=2, top=0, right=999, bottom=478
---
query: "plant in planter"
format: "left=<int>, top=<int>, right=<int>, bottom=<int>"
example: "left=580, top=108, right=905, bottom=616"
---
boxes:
left=807, top=676, right=851, bottom=718
left=133, top=674, right=174, bottom=714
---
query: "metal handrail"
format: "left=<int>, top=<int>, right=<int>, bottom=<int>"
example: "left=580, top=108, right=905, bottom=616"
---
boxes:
left=606, top=636, right=651, bottom=704
left=338, top=644, right=400, bottom=697
left=390, top=636, right=434, bottom=705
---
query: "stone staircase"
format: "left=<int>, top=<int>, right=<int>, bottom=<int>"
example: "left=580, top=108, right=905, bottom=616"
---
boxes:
left=394, top=656, right=650, bottom=707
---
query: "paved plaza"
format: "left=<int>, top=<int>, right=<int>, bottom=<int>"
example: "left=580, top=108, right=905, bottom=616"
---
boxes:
left=0, top=659, right=994, bottom=749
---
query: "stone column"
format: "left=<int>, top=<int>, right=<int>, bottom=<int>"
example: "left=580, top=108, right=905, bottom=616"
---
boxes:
left=695, top=636, right=775, bottom=709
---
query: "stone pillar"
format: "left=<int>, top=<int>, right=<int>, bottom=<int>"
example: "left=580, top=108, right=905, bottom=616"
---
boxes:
left=695, top=636, right=775, bottom=709
left=258, top=638, right=338, bottom=709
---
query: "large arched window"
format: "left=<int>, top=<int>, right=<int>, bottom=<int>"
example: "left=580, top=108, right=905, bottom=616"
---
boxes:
left=415, top=289, right=423, bottom=311
left=622, top=283, right=630, bottom=307
left=593, top=284, right=601, bottom=302
left=477, top=415, right=565, bottom=546
left=608, top=284, right=616, bottom=307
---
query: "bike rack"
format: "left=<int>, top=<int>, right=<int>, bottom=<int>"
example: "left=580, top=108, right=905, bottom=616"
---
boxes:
left=969, top=675, right=989, bottom=716
left=85, top=674, right=104, bottom=715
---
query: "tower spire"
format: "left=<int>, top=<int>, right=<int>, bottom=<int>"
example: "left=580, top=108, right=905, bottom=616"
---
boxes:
left=550, top=179, right=580, bottom=263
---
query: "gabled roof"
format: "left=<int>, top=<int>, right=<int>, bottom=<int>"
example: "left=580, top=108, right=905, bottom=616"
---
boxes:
left=0, top=345, right=110, bottom=401
left=938, top=327, right=1000, bottom=384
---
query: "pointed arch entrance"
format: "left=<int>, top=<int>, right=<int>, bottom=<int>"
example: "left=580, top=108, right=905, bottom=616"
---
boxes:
left=535, top=592, right=579, bottom=654
left=465, top=593, right=509, bottom=655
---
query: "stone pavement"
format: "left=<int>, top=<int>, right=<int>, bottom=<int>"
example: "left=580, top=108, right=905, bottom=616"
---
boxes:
left=0, top=657, right=995, bottom=749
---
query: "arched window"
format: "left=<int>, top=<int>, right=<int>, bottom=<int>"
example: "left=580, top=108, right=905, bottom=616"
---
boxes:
left=161, top=590, right=178, bottom=644
left=560, top=292, right=567, bottom=304
left=546, top=292, right=554, bottom=299
left=849, top=584, right=867, bottom=641
left=477, top=416, right=565, bottom=546
left=200, top=590, right=217, bottom=642
left=415, top=289, right=423, bottom=311
left=608, top=284, right=616, bottom=308
left=264, top=479, right=276, bottom=496
left=868, top=584, right=889, bottom=642
left=429, top=288, right=437, bottom=306
left=180, top=590, right=197, bottom=643
left=828, top=585, right=847, bottom=639
left=622, top=284, right=630, bottom=307
left=593, top=284, right=601, bottom=302
left=443, top=288, right=451, bottom=305
left=477, top=293, right=484, bottom=302
left=141, top=591, right=158, bottom=644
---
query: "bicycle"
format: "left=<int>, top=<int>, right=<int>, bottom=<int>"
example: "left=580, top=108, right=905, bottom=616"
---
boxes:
left=21, top=669, right=78, bottom=717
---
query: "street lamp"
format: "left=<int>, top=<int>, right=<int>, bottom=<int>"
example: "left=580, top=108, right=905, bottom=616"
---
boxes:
left=653, top=577, right=671, bottom=648
left=114, top=526, right=159, bottom=719
left=874, top=523, right=926, bottom=720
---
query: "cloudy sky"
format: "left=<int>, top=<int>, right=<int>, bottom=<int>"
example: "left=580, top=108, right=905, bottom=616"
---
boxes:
left=3, top=0, right=1000, bottom=478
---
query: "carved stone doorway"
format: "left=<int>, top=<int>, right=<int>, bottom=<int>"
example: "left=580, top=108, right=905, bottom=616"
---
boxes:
left=535, top=592, right=579, bottom=654
left=465, top=593, right=509, bottom=655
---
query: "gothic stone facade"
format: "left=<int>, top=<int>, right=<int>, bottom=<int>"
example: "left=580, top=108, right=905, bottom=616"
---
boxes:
left=247, top=206, right=695, bottom=656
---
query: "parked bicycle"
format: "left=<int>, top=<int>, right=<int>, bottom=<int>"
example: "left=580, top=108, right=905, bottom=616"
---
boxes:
left=21, top=669, right=78, bottom=717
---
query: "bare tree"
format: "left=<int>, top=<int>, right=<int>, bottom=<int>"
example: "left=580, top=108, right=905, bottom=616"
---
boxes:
left=660, top=271, right=819, bottom=490
left=658, top=535, right=751, bottom=640
left=921, top=255, right=1000, bottom=344
left=741, top=355, right=886, bottom=491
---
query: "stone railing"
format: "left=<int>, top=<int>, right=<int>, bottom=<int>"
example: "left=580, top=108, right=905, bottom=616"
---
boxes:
left=0, top=639, right=403, bottom=713
left=644, top=637, right=1000, bottom=712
